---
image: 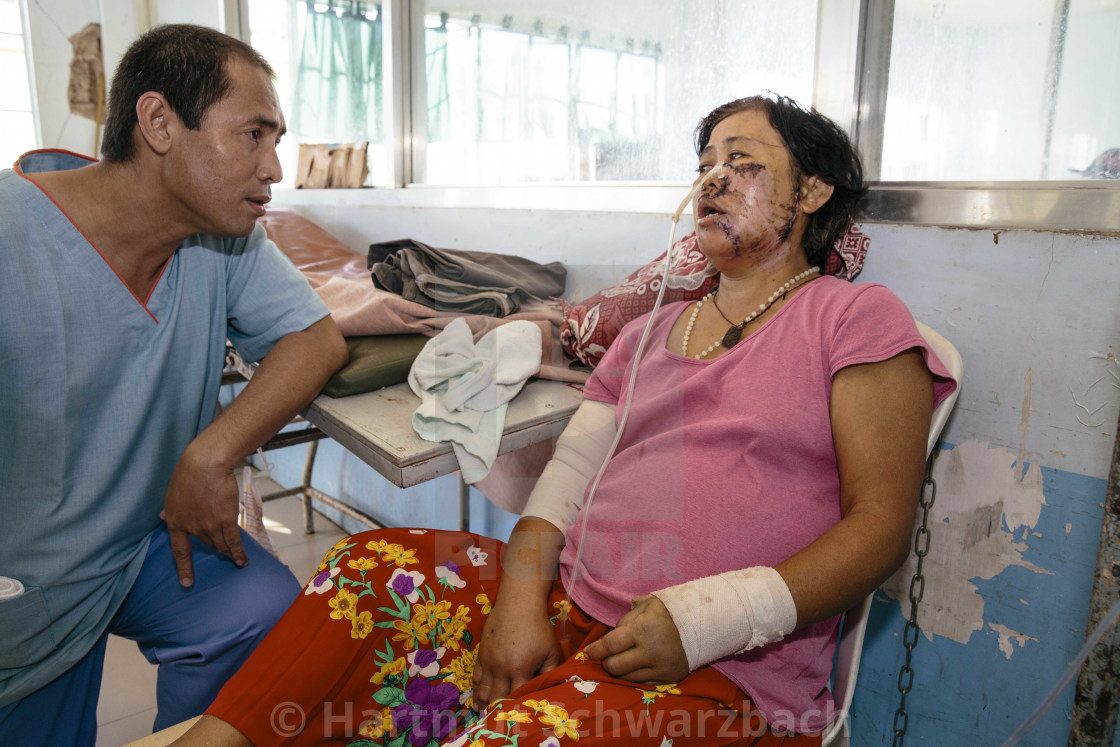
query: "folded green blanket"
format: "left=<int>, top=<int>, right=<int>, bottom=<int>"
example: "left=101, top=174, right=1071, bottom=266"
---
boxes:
left=321, top=334, right=430, bottom=398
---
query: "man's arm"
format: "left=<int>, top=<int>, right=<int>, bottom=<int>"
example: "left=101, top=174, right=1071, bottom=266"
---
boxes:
left=162, top=315, right=348, bottom=586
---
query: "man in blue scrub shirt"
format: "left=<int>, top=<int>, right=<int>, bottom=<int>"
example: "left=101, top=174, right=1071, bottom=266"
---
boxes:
left=0, top=24, right=349, bottom=745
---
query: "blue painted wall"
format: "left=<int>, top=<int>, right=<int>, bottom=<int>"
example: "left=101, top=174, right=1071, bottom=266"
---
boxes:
left=853, top=452, right=1107, bottom=744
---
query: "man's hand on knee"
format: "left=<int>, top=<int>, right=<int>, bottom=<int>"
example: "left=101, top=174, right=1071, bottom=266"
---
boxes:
left=162, top=442, right=248, bottom=587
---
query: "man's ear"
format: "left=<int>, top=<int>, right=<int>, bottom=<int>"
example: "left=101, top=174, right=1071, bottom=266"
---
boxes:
left=135, top=92, right=175, bottom=156
left=799, top=175, right=835, bottom=215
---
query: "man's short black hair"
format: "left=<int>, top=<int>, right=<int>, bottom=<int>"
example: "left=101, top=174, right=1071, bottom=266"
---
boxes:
left=695, top=93, right=868, bottom=268
left=100, top=24, right=274, bottom=162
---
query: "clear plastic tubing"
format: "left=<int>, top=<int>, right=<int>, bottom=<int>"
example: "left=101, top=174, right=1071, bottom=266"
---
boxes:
left=560, top=164, right=728, bottom=635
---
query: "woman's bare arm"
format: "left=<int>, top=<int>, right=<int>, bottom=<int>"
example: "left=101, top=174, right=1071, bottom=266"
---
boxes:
left=777, top=348, right=933, bottom=624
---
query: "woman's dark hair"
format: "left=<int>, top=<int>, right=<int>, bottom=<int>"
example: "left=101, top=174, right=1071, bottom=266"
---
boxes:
left=695, top=93, right=867, bottom=268
left=101, top=24, right=274, bottom=162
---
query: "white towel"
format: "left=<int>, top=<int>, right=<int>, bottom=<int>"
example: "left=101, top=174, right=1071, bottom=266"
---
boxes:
left=409, top=318, right=542, bottom=483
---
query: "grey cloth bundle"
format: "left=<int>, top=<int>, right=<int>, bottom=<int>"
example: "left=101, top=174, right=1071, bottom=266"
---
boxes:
left=368, top=238, right=567, bottom=317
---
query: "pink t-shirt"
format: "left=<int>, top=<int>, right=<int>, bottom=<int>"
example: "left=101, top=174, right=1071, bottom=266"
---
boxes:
left=559, top=276, right=956, bottom=732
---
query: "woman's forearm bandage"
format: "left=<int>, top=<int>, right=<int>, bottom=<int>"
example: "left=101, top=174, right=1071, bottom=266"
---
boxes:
left=521, top=399, right=618, bottom=533
left=651, top=567, right=798, bottom=671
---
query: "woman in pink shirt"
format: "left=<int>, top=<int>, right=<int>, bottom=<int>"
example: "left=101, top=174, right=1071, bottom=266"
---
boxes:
left=182, top=94, right=957, bottom=746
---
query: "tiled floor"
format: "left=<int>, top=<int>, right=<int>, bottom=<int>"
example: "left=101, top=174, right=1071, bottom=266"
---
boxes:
left=94, top=489, right=346, bottom=747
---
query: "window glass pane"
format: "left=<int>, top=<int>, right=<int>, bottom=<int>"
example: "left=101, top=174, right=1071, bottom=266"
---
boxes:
left=420, top=0, right=817, bottom=184
left=882, top=0, right=1120, bottom=181
left=248, top=0, right=389, bottom=187
left=1054, top=0, right=1120, bottom=179
left=0, top=0, right=36, bottom=169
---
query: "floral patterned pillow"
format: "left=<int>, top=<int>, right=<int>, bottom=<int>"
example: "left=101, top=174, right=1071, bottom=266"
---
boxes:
left=560, top=233, right=717, bottom=367
left=559, top=221, right=870, bottom=367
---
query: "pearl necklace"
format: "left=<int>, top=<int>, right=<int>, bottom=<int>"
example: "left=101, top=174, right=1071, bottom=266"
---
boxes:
left=681, top=266, right=820, bottom=359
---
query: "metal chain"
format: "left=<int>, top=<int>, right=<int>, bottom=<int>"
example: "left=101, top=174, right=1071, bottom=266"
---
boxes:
left=893, top=449, right=939, bottom=746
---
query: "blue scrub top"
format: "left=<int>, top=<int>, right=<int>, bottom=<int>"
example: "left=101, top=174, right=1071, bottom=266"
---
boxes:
left=0, top=151, right=330, bottom=706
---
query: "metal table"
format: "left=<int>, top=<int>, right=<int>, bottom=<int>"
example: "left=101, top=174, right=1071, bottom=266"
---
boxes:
left=305, top=379, right=583, bottom=488
left=226, top=349, right=583, bottom=532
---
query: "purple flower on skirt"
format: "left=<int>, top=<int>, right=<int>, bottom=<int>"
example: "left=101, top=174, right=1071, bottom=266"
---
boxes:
left=408, top=646, right=446, bottom=677
left=413, top=648, right=437, bottom=669
left=303, top=566, right=340, bottom=595
left=393, top=678, right=461, bottom=745
left=387, top=569, right=426, bottom=603
left=392, top=573, right=416, bottom=597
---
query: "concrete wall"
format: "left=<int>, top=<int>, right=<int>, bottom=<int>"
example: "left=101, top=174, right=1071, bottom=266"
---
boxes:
left=21, top=0, right=231, bottom=159
left=22, top=0, right=101, bottom=157
left=855, top=224, right=1119, bottom=744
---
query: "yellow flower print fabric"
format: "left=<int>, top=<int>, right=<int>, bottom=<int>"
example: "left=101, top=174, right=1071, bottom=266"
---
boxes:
left=208, top=528, right=818, bottom=747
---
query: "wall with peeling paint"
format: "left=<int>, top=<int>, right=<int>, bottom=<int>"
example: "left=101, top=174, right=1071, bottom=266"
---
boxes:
left=853, top=224, right=1120, bottom=744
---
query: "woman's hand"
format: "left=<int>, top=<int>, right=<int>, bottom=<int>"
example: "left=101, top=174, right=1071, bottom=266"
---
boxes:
left=584, top=595, right=689, bottom=684
left=472, top=516, right=567, bottom=708
left=472, top=596, right=561, bottom=708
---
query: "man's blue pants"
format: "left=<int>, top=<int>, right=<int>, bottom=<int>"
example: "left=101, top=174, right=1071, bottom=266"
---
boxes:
left=0, top=524, right=301, bottom=746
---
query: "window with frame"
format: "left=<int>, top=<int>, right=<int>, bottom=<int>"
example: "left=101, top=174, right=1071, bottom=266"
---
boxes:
left=247, top=0, right=388, bottom=186
left=247, top=0, right=819, bottom=186
left=416, top=0, right=819, bottom=183
left=874, top=0, right=1120, bottom=182
left=419, top=11, right=664, bottom=183
left=243, top=0, right=1120, bottom=203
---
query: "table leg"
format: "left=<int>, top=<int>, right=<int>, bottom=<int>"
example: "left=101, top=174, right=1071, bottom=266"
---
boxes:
left=458, top=476, right=471, bottom=533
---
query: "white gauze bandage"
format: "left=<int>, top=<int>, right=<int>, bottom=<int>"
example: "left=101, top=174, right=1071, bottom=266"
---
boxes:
left=651, top=566, right=798, bottom=671
left=521, top=399, right=618, bottom=533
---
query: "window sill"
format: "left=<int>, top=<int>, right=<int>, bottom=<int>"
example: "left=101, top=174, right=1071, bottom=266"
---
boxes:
left=861, top=182, right=1120, bottom=234
left=272, top=182, right=700, bottom=216
left=273, top=181, right=1120, bottom=234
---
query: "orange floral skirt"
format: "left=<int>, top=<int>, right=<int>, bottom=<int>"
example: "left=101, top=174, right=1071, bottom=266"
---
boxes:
left=208, top=528, right=821, bottom=746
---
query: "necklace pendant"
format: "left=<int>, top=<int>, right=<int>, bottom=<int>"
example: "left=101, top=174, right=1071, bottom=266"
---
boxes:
left=721, top=325, right=743, bottom=349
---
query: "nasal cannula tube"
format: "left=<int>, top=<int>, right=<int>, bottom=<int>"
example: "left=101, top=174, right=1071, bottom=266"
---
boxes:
left=560, top=165, right=727, bottom=636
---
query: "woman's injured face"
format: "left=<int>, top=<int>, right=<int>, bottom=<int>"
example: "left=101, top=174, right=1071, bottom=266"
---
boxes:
left=692, top=108, right=804, bottom=263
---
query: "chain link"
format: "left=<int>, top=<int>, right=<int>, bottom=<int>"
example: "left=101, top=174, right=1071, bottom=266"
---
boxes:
left=893, top=450, right=939, bottom=747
